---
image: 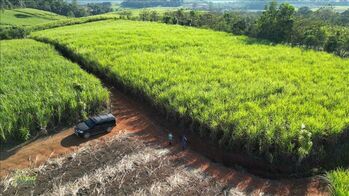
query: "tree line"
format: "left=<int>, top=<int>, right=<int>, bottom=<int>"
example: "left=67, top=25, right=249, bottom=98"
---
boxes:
left=139, top=4, right=349, bottom=57
left=0, top=0, right=113, bottom=17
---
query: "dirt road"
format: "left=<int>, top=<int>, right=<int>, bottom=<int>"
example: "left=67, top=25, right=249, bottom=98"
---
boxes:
left=0, top=86, right=329, bottom=195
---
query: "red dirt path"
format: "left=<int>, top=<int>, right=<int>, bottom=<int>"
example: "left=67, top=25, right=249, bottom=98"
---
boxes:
left=0, top=87, right=329, bottom=195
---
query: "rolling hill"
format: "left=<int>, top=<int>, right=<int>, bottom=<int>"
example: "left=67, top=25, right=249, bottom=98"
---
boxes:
left=0, top=8, right=66, bottom=27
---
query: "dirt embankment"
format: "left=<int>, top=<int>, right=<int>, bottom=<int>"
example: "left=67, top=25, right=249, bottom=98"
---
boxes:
left=0, top=86, right=329, bottom=195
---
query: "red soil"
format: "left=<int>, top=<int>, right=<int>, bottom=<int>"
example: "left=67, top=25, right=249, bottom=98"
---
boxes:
left=0, top=87, right=329, bottom=195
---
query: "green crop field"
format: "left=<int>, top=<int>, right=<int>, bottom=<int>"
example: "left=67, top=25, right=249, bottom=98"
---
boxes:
left=0, top=8, right=66, bottom=27
left=31, top=20, right=349, bottom=167
left=0, top=39, right=109, bottom=142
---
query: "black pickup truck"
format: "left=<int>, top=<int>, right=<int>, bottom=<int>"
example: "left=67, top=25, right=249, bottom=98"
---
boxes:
left=74, top=113, right=116, bottom=139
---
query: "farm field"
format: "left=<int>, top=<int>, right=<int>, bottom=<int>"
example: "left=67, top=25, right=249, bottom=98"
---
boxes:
left=0, top=8, right=66, bottom=27
left=0, top=86, right=329, bottom=195
left=31, top=20, right=349, bottom=170
left=1, top=4, right=348, bottom=194
left=0, top=39, right=109, bottom=143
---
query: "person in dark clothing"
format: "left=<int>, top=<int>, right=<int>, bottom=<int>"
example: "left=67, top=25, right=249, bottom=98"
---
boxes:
left=168, top=132, right=174, bottom=145
left=181, top=134, right=188, bottom=150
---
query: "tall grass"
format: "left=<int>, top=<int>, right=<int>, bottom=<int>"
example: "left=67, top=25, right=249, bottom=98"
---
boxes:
left=31, top=20, right=349, bottom=168
left=0, top=39, right=109, bottom=142
left=327, top=169, right=349, bottom=196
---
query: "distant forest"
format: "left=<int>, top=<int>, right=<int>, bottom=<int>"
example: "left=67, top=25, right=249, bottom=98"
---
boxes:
left=121, top=0, right=183, bottom=8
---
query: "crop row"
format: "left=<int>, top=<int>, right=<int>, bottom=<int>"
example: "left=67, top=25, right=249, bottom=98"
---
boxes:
left=31, top=20, right=349, bottom=169
left=0, top=39, right=109, bottom=142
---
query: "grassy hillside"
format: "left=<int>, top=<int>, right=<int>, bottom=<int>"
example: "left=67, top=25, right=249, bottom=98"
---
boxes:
left=0, top=10, right=118, bottom=40
left=0, top=39, right=109, bottom=142
left=31, top=20, right=349, bottom=168
left=0, top=8, right=66, bottom=27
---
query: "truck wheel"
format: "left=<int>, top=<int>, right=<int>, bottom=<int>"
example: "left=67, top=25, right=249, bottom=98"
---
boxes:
left=106, top=127, right=113, bottom=133
left=83, top=133, right=90, bottom=139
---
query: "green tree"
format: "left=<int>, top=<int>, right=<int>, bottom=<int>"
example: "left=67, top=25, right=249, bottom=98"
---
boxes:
left=67, top=10, right=75, bottom=17
left=302, top=25, right=326, bottom=49
left=10, top=0, right=25, bottom=7
left=162, top=11, right=176, bottom=24
left=0, top=0, right=13, bottom=10
left=188, top=10, right=198, bottom=26
left=119, top=10, right=132, bottom=19
left=257, top=2, right=295, bottom=42
left=42, top=1, right=51, bottom=11
left=139, top=9, right=150, bottom=21
left=325, top=34, right=339, bottom=53
left=338, top=9, right=349, bottom=25
left=231, top=17, right=249, bottom=35
left=174, top=9, right=185, bottom=25
left=313, top=7, right=337, bottom=23
left=150, top=10, right=159, bottom=22
left=257, top=1, right=278, bottom=39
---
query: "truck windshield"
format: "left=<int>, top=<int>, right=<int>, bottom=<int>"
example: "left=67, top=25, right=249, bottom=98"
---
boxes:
left=85, top=118, right=95, bottom=127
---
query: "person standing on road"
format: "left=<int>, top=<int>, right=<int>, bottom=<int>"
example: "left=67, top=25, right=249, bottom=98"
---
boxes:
left=181, top=134, right=188, bottom=150
left=168, top=132, right=174, bottom=145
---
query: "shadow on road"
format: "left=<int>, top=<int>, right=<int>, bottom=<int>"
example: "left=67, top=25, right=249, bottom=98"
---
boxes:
left=60, top=133, right=107, bottom=148
left=0, top=124, right=74, bottom=161
left=0, top=149, right=16, bottom=161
